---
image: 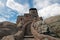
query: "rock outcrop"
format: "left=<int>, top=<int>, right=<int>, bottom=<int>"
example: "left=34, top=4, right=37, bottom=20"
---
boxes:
left=31, top=15, right=60, bottom=40
left=45, top=15, right=60, bottom=37
left=32, top=19, right=48, bottom=34
left=0, top=21, right=18, bottom=39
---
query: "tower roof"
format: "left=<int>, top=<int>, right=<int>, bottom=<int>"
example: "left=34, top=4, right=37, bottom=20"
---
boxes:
left=29, top=8, right=37, bottom=10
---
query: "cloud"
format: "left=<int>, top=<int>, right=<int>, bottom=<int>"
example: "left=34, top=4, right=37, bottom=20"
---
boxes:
left=38, top=3, right=60, bottom=19
left=0, top=5, right=18, bottom=23
left=33, top=0, right=60, bottom=10
left=0, top=17, right=7, bottom=22
left=0, top=1, right=4, bottom=7
left=0, top=0, right=29, bottom=23
left=6, top=0, right=29, bottom=15
left=0, top=0, right=59, bottom=23
left=0, top=1, right=9, bottom=22
left=33, top=0, right=51, bottom=10
left=33, top=0, right=60, bottom=19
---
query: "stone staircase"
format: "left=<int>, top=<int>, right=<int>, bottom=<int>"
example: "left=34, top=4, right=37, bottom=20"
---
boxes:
left=23, top=22, right=34, bottom=40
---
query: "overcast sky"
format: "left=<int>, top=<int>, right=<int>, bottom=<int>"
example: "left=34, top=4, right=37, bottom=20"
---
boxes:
left=0, top=0, right=60, bottom=23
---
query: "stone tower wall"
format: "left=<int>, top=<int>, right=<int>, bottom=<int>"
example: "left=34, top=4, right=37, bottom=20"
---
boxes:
left=16, top=16, right=24, bottom=24
left=16, top=8, right=39, bottom=25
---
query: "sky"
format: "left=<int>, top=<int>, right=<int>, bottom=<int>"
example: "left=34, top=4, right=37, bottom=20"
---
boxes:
left=0, top=0, right=60, bottom=23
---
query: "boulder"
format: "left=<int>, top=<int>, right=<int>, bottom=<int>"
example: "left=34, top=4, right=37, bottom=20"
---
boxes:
left=45, top=15, right=60, bottom=37
left=33, top=20, right=48, bottom=34
left=38, top=25, right=48, bottom=34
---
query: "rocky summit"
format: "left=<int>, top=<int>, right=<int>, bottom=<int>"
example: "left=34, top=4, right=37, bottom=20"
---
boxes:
left=0, top=8, right=60, bottom=40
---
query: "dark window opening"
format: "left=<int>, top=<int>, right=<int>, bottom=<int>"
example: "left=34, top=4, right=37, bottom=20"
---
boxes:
left=20, top=18, right=22, bottom=21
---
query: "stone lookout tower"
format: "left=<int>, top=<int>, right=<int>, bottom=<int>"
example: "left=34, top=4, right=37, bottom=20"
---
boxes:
left=16, top=8, right=41, bottom=36
left=16, top=8, right=39, bottom=24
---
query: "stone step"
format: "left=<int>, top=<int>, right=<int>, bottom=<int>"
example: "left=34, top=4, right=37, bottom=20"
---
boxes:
left=24, top=35, right=34, bottom=38
left=24, top=36, right=34, bottom=40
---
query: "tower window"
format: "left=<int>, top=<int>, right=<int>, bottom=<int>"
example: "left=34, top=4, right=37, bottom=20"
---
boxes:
left=21, top=18, right=22, bottom=21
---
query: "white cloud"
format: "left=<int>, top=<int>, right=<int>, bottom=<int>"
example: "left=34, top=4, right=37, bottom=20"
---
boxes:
left=6, top=0, right=29, bottom=15
left=0, top=17, right=7, bottom=22
left=38, top=3, right=60, bottom=19
left=33, top=0, right=60, bottom=19
left=0, top=1, right=4, bottom=7
left=4, top=15, right=10, bottom=18
left=33, top=0, right=60, bottom=10
left=33, top=0, right=51, bottom=10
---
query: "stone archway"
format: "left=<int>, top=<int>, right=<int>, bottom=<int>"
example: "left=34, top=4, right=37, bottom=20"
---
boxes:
left=24, top=21, right=32, bottom=36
